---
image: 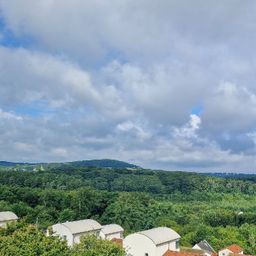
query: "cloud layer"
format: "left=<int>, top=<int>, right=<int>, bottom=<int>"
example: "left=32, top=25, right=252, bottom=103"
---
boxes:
left=1, top=1, right=256, bottom=171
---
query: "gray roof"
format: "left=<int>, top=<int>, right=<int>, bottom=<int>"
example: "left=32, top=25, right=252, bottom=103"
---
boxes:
left=0, top=211, right=18, bottom=221
left=60, top=219, right=101, bottom=235
left=138, top=227, right=180, bottom=245
left=101, top=224, right=124, bottom=235
left=196, top=240, right=215, bottom=253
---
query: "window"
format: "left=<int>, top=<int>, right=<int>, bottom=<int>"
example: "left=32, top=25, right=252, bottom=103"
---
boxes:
left=176, top=240, right=180, bottom=249
left=63, top=235, right=67, bottom=241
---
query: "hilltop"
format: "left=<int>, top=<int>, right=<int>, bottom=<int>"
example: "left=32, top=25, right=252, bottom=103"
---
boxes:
left=0, top=159, right=140, bottom=170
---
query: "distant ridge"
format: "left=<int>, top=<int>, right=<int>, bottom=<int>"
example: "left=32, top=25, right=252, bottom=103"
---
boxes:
left=0, top=161, right=28, bottom=167
left=0, top=159, right=140, bottom=169
left=65, top=159, right=139, bottom=169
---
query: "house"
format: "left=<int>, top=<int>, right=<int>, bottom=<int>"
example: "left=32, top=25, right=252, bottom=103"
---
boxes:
left=193, top=240, right=215, bottom=256
left=123, top=227, right=181, bottom=256
left=218, top=244, right=243, bottom=256
left=49, top=219, right=102, bottom=247
left=0, top=211, right=18, bottom=228
left=99, top=224, right=124, bottom=240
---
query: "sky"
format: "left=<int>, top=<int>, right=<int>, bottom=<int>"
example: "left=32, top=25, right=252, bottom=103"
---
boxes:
left=1, top=1, right=256, bottom=172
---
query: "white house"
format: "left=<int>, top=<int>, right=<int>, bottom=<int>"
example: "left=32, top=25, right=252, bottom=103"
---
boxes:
left=0, top=211, right=18, bottom=228
left=193, top=240, right=215, bottom=256
left=123, top=227, right=181, bottom=256
left=49, top=219, right=102, bottom=247
left=99, top=224, right=124, bottom=240
left=218, top=244, right=243, bottom=256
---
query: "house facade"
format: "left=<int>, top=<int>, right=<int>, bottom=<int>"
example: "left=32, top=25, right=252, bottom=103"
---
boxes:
left=123, top=227, right=181, bottom=256
left=0, top=211, right=18, bottom=228
left=99, top=224, right=124, bottom=240
left=218, top=245, right=243, bottom=256
left=49, top=219, right=102, bottom=247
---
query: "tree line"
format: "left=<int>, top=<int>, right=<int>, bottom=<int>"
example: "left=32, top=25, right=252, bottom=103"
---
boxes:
left=1, top=167, right=256, bottom=253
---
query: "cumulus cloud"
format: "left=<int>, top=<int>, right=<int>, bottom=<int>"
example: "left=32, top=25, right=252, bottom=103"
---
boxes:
left=202, top=82, right=256, bottom=133
left=173, top=114, right=201, bottom=139
left=1, top=0, right=256, bottom=63
left=0, top=47, right=100, bottom=108
left=1, top=1, right=256, bottom=171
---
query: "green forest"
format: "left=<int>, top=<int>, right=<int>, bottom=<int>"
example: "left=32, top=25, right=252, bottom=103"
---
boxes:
left=1, top=165, right=256, bottom=254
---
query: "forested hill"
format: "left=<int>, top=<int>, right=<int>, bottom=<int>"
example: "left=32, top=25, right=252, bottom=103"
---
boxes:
left=2, top=166, right=256, bottom=253
left=1, top=164, right=256, bottom=195
left=64, top=159, right=139, bottom=169
left=0, top=159, right=139, bottom=169
left=0, top=161, right=30, bottom=167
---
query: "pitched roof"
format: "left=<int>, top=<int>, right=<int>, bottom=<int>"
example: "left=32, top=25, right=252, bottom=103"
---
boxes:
left=195, top=240, right=215, bottom=253
left=58, top=219, right=101, bottom=235
left=163, top=250, right=203, bottom=256
left=0, top=211, right=18, bottom=221
left=101, top=224, right=124, bottom=235
left=138, top=227, right=180, bottom=245
left=225, top=244, right=243, bottom=253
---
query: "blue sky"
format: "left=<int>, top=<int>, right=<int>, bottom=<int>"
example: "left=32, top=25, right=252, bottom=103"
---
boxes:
left=1, top=1, right=256, bottom=172
left=0, top=17, right=34, bottom=48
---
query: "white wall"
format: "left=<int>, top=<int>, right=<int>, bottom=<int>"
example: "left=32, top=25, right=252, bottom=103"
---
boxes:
left=156, top=240, right=180, bottom=256
left=51, top=224, right=74, bottom=247
left=99, top=231, right=123, bottom=240
left=50, top=225, right=101, bottom=247
left=193, top=245, right=201, bottom=250
left=99, top=231, right=106, bottom=240
left=124, top=233, right=156, bottom=256
left=169, top=239, right=180, bottom=251
left=106, top=232, right=123, bottom=240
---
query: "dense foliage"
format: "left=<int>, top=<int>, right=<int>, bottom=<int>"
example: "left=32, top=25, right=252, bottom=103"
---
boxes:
left=1, top=167, right=256, bottom=194
left=1, top=167, right=256, bottom=254
left=0, top=159, right=138, bottom=170
left=0, top=223, right=125, bottom=256
left=0, top=223, right=70, bottom=256
left=72, top=235, right=125, bottom=256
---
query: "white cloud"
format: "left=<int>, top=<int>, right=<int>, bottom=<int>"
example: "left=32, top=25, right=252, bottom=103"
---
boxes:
left=202, top=82, right=256, bottom=133
left=1, top=1, right=256, bottom=171
left=102, top=61, right=210, bottom=126
left=0, top=47, right=128, bottom=118
left=173, top=114, right=201, bottom=139
left=1, top=0, right=255, bottom=63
